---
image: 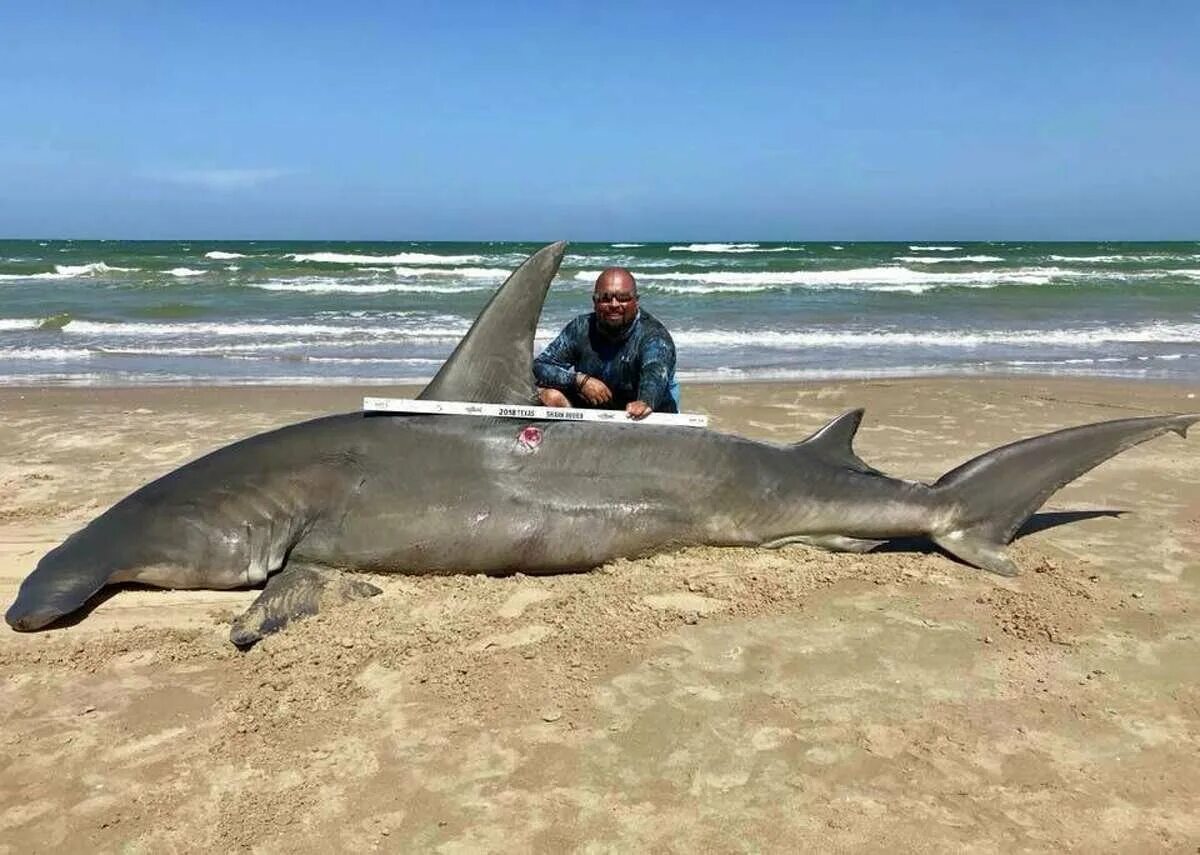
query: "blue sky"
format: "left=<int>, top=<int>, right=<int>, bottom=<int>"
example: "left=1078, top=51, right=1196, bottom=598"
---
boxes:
left=1, top=1, right=1196, bottom=239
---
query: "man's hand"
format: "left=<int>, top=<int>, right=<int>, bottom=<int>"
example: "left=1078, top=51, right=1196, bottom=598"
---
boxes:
left=538, top=387, right=571, bottom=408
left=577, top=375, right=613, bottom=405
left=626, top=400, right=652, bottom=420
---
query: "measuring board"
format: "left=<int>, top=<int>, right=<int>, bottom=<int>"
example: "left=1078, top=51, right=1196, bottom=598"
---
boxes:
left=362, top=397, right=709, bottom=428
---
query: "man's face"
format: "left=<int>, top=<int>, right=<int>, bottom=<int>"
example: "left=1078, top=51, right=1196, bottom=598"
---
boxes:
left=593, top=278, right=638, bottom=332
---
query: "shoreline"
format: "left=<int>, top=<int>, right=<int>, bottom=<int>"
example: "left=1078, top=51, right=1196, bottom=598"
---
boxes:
left=3, top=367, right=1200, bottom=390
left=2, top=370, right=1197, bottom=396
left=1, top=375, right=1197, bottom=850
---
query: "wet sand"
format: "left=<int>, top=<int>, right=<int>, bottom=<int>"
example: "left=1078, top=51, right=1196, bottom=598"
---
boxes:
left=1, top=377, right=1198, bottom=852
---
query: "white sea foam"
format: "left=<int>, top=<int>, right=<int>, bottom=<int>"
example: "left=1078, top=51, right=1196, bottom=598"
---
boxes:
left=204, top=251, right=247, bottom=260
left=670, top=243, right=759, bottom=252
left=390, top=266, right=512, bottom=279
left=58, top=262, right=136, bottom=276
left=893, top=255, right=1004, bottom=264
left=0, top=262, right=137, bottom=281
left=251, top=278, right=493, bottom=295
left=289, top=251, right=484, bottom=265
left=0, top=319, right=42, bottom=331
left=668, top=243, right=801, bottom=253
left=100, top=342, right=328, bottom=356
left=304, top=356, right=445, bottom=365
left=56, top=318, right=1196, bottom=350
left=167, top=267, right=205, bottom=277
left=59, top=319, right=472, bottom=339
left=831, top=246, right=844, bottom=250
left=668, top=322, right=1200, bottom=349
left=908, top=245, right=961, bottom=251
left=1050, top=254, right=1200, bottom=263
left=611, top=243, right=644, bottom=248
left=226, top=265, right=241, bottom=271
left=575, top=266, right=1078, bottom=293
left=0, top=347, right=93, bottom=360
left=999, top=354, right=1190, bottom=367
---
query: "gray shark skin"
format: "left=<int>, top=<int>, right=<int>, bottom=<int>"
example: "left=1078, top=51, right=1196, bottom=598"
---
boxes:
left=5, top=242, right=1197, bottom=644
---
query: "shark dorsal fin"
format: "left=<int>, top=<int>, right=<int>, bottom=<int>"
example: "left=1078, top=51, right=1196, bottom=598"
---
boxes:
left=793, top=409, right=883, bottom=475
left=418, top=241, right=567, bottom=404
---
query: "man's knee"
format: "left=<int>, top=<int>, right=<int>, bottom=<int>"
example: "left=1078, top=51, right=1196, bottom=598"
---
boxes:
left=538, top=387, right=572, bottom=408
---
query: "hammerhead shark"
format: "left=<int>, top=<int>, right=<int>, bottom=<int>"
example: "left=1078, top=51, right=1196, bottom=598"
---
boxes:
left=6, top=242, right=1196, bottom=645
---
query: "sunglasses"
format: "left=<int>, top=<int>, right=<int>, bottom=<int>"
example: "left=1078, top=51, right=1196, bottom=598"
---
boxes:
left=593, top=293, right=637, bottom=304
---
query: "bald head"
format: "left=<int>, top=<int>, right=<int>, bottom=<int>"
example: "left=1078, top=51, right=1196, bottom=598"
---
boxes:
left=592, top=267, right=640, bottom=333
left=594, top=267, right=638, bottom=296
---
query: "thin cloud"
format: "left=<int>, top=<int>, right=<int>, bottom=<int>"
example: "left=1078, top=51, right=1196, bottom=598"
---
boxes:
left=150, top=167, right=292, bottom=190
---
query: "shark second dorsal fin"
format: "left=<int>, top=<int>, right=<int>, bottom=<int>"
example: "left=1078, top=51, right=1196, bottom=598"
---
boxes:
left=793, top=409, right=883, bottom=475
left=418, top=241, right=567, bottom=405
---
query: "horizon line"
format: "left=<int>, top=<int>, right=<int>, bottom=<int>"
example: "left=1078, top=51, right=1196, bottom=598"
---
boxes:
left=1, top=235, right=1197, bottom=243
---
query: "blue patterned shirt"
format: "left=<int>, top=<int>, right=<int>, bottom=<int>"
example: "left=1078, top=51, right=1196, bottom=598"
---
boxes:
left=533, top=310, right=678, bottom=412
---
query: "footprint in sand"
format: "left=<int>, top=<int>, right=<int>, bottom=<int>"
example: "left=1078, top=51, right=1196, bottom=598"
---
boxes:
left=642, top=592, right=728, bottom=615
left=471, top=624, right=554, bottom=652
left=497, top=587, right=553, bottom=619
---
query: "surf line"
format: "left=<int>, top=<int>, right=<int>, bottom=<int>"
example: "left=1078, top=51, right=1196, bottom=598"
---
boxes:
left=363, top=397, right=709, bottom=428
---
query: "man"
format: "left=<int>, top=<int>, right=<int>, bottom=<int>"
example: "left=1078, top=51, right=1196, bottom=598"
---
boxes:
left=534, top=267, right=678, bottom=420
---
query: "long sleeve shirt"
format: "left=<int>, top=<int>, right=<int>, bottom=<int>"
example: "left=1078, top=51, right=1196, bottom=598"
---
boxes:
left=532, top=310, right=678, bottom=413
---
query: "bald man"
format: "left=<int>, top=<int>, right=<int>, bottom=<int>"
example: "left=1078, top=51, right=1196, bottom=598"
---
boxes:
left=533, top=267, right=679, bottom=420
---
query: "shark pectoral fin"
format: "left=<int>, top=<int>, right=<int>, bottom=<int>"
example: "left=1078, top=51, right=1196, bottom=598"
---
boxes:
left=761, top=534, right=885, bottom=553
left=229, top=563, right=382, bottom=648
left=932, top=530, right=1019, bottom=577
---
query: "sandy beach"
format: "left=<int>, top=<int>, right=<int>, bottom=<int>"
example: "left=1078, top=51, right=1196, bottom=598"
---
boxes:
left=1, top=377, right=1197, bottom=853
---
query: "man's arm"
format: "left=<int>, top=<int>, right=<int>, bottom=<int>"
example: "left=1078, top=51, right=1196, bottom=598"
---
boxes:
left=532, top=319, right=584, bottom=391
left=635, top=330, right=677, bottom=413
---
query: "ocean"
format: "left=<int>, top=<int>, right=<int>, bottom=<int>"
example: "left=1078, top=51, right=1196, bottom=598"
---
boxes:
left=0, top=239, right=1197, bottom=386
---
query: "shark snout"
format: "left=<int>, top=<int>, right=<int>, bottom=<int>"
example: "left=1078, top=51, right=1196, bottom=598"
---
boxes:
left=4, top=589, right=65, bottom=631
left=5, top=545, right=116, bottom=632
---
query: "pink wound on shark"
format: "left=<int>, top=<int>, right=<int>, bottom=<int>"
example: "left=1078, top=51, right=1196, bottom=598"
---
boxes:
left=517, top=425, right=543, bottom=451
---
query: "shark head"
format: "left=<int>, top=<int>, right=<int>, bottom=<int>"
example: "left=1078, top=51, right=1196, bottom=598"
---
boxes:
left=5, top=530, right=117, bottom=630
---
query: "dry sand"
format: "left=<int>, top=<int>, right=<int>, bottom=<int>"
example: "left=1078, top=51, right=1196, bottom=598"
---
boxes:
left=0, top=377, right=1197, bottom=853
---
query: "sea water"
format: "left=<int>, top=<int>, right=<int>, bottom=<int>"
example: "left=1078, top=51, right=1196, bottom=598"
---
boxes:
left=0, top=239, right=1197, bottom=385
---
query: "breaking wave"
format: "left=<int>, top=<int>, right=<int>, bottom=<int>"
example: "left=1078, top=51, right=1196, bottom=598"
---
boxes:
left=390, top=266, right=511, bottom=279
left=0, top=262, right=138, bottom=281
left=892, top=255, right=1005, bottom=264
left=0, top=347, right=94, bottom=360
left=668, top=243, right=801, bottom=253
left=289, top=251, right=484, bottom=265
left=576, top=266, right=1082, bottom=293
left=669, top=322, right=1200, bottom=348
left=250, top=278, right=494, bottom=295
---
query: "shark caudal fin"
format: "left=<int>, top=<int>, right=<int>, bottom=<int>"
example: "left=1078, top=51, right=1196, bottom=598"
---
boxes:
left=418, top=241, right=567, bottom=405
left=930, top=413, right=1198, bottom=576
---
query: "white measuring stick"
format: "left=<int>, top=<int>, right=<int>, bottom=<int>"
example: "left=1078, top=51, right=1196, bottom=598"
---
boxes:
left=363, top=397, right=709, bottom=428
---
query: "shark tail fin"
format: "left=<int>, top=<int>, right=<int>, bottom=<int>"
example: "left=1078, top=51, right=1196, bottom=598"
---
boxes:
left=929, top=413, right=1198, bottom=576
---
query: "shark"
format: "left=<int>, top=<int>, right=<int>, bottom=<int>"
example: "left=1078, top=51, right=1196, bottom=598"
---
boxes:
left=6, top=242, right=1196, bottom=645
